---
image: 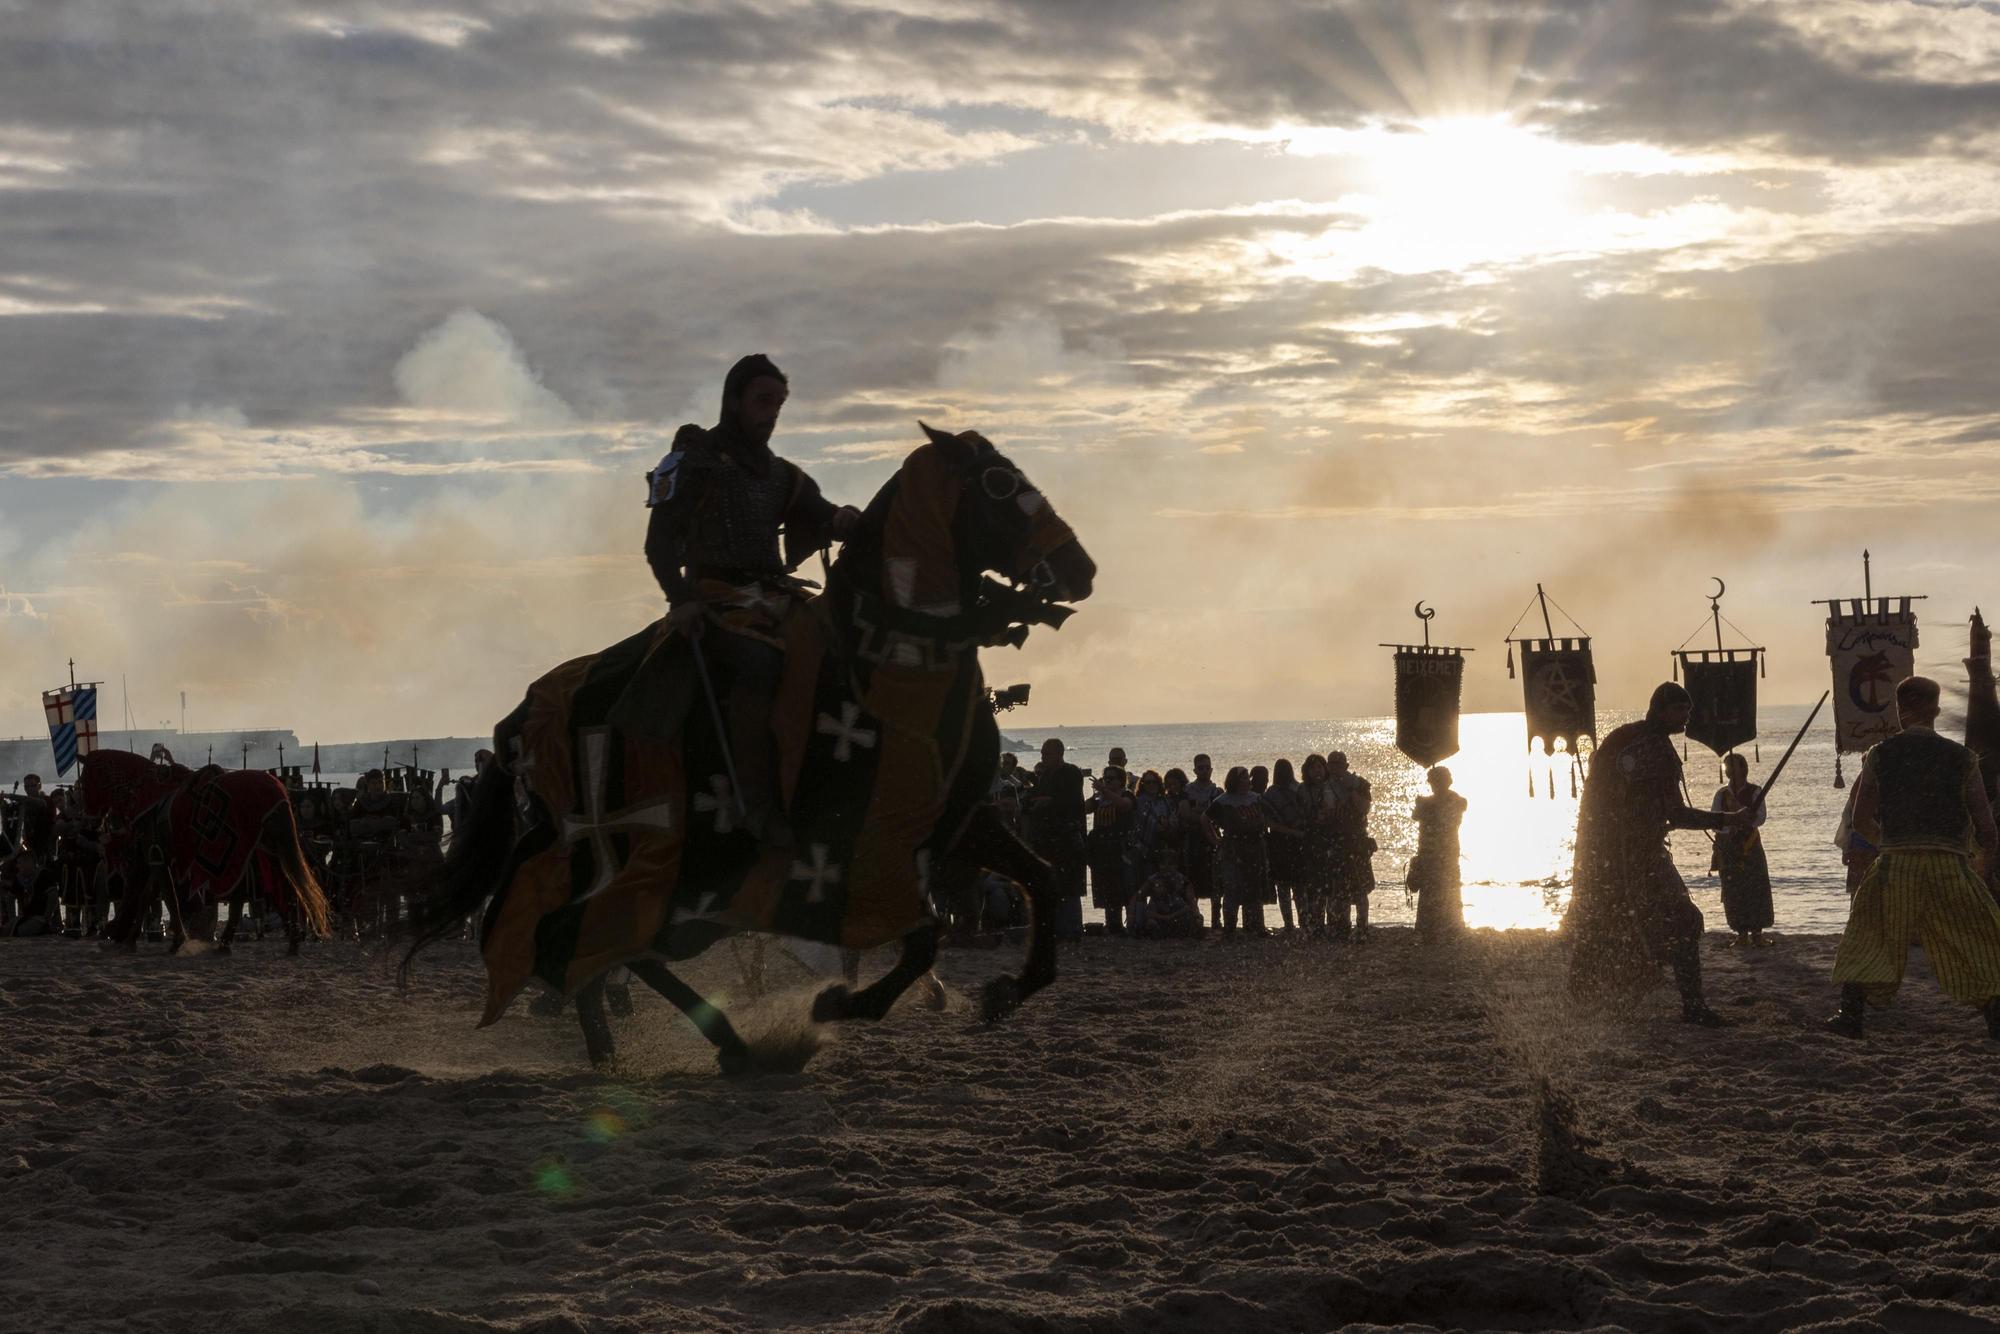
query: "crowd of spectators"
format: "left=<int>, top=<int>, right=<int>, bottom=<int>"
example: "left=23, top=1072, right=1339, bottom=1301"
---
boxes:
left=978, top=740, right=1387, bottom=942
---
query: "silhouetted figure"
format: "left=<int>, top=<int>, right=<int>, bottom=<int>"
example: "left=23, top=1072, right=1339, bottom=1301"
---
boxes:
left=1710, top=753, right=1773, bottom=947
left=1828, top=675, right=2000, bottom=1041
left=642, top=353, right=859, bottom=840
left=1296, top=753, right=1337, bottom=936
left=1023, top=738, right=1087, bottom=941
left=1410, top=766, right=1468, bottom=943
left=1260, top=758, right=1309, bottom=932
left=1327, top=752, right=1375, bottom=936
left=1089, top=766, right=1135, bottom=932
left=1205, top=766, right=1270, bottom=937
left=1564, top=682, right=1748, bottom=1027
left=1183, top=754, right=1220, bottom=928
left=1129, top=847, right=1202, bottom=939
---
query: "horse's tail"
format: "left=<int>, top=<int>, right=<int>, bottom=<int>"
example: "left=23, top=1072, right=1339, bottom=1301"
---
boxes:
left=398, top=760, right=517, bottom=985
left=261, top=801, right=332, bottom=939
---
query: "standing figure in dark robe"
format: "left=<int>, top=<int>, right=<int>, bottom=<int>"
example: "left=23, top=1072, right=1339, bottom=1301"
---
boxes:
left=1410, top=766, right=1469, bottom=943
left=1204, top=767, right=1271, bottom=937
left=1710, top=753, right=1774, bottom=947
left=1088, top=767, right=1135, bottom=933
left=1022, top=738, right=1087, bottom=942
left=1260, top=759, right=1309, bottom=933
left=1564, top=682, right=1751, bottom=1026
left=1295, top=754, right=1337, bottom=936
left=1182, top=754, right=1221, bottom=929
left=1326, top=753, right=1376, bottom=936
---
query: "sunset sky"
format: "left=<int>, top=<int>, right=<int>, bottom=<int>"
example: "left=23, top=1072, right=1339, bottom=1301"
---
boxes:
left=5, top=0, right=2000, bottom=741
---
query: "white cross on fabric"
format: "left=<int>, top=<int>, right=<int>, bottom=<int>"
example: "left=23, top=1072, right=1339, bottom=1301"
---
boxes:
left=791, top=843, right=842, bottom=904
left=562, top=728, right=676, bottom=901
left=691, top=774, right=738, bottom=832
left=815, top=702, right=878, bottom=763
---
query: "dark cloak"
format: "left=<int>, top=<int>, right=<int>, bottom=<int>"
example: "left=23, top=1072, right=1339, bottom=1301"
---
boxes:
left=1563, top=720, right=1729, bottom=1003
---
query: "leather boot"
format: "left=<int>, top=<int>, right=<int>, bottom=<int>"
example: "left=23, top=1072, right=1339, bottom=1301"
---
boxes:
left=1826, top=983, right=1865, bottom=1039
left=1673, top=938, right=1728, bottom=1027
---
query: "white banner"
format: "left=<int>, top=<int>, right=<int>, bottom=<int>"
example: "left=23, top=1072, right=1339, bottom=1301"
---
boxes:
left=1825, top=604, right=1918, bottom=754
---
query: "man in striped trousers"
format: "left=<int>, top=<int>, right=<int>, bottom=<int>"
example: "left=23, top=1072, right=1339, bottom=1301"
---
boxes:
left=1829, top=674, right=2000, bottom=1040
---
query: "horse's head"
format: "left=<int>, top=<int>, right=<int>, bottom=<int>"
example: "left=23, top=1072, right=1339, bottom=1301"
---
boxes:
left=839, top=423, right=1094, bottom=637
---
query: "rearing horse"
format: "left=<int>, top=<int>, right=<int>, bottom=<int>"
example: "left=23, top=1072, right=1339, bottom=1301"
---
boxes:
left=403, top=423, right=1094, bottom=1072
left=75, top=750, right=332, bottom=954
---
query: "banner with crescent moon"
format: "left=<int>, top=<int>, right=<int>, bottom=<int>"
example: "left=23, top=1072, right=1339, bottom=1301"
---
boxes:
left=1393, top=645, right=1465, bottom=767
left=1825, top=601, right=1918, bottom=755
left=1518, top=639, right=1596, bottom=755
left=1678, top=652, right=1758, bottom=756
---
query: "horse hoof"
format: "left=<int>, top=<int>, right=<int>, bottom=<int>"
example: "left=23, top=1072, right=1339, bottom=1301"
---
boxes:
left=214, top=944, right=231, bottom=956
left=811, top=984, right=852, bottom=1023
left=980, top=976, right=1022, bottom=1025
left=717, top=1044, right=752, bottom=1078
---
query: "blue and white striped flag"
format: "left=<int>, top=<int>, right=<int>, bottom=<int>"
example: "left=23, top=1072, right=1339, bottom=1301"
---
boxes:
left=42, top=685, right=99, bottom=778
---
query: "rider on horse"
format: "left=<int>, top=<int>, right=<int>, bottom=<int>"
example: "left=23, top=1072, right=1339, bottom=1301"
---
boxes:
left=644, top=353, right=860, bottom=843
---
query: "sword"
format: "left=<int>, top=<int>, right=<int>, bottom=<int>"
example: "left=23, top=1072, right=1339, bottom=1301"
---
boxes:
left=1750, top=690, right=1830, bottom=816
left=685, top=619, right=750, bottom=826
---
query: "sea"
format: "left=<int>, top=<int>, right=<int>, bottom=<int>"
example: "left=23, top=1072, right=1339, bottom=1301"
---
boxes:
left=1004, top=704, right=1867, bottom=934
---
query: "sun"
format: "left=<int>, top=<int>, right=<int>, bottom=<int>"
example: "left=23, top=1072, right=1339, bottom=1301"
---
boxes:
left=1265, top=111, right=1722, bottom=278
left=1279, top=114, right=1589, bottom=273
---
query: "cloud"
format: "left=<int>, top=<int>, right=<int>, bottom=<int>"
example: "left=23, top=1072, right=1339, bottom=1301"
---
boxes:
left=393, top=310, right=576, bottom=425
left=6, top=0, right=2000, bottom=732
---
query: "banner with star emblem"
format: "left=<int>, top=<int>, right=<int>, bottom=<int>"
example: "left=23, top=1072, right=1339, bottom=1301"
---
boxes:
left=1516, top=639, right=1596, bottom=755
left=475, top=601, right=988, bottom=1025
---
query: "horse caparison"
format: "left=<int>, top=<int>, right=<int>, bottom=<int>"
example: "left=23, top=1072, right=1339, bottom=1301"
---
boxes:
left=76, top=751, right=332, bottom=955
left=401, top=423, right=1094, bottom=1072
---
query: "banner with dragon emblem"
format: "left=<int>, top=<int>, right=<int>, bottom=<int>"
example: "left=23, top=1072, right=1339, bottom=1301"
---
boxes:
left=1825, top=598, right=1918, bottom=755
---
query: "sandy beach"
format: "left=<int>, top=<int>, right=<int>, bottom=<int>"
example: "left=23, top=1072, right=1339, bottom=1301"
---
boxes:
left=4, top=926, right=1997, bottom=1333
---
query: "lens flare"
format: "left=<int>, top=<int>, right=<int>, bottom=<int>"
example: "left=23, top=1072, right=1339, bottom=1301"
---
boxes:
left=534, top=1159, right=575, bottom=1196
left=585, top=1109, right=626, bottom=1144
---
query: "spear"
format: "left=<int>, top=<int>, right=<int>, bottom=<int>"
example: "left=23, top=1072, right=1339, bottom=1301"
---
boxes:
left=1751, top=690, right=1830, bottom=816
